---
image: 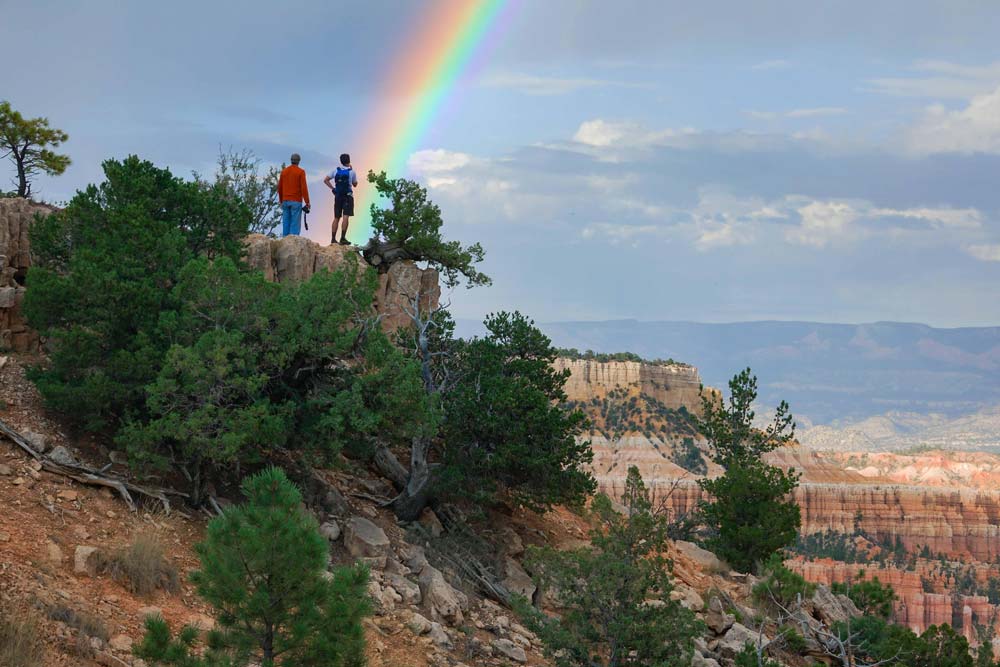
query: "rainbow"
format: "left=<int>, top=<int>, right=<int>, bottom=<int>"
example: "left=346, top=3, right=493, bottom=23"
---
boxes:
left=349, top=0, right=518, bottom=240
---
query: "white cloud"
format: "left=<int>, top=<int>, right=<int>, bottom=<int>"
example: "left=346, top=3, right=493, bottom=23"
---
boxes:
left=966, top=244, right=1000, bottom=262
left=872, top=207, right=983, bottom=229
left=785, top=200, right=861, bottom=248
left=867, top=60, right=1000, bottom=99
left=481, top=72, right=649, bottom=96
left=904, top=85, right=1000, bottom=154
left=408, top=149, right=471, bottom=173
left=572, top=119, right=697, bottom=148
left=407, top=149, right=473, bottom=188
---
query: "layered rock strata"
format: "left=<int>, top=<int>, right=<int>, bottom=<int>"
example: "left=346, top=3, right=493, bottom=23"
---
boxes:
left=555, top=358, right=704, bottom=409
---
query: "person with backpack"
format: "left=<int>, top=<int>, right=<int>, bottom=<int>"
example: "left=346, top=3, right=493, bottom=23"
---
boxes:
left=323, top=153, right=359, bottom=245
left=277, top=153, right=310, bottom=236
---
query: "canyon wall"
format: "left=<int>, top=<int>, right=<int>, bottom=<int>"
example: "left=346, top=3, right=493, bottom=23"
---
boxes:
left=644, top=479, right=1000, bottom=563
left=555, top=358, right=704, bottom=409
left=789, top=558, right=1000, bottom=642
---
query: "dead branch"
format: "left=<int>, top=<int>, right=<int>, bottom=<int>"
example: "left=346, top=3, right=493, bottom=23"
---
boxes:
left=0, top=417, right=186, bottom=513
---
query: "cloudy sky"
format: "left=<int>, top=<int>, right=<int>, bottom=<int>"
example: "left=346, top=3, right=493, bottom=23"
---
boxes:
left=4, top=1, right=1000, bottom=327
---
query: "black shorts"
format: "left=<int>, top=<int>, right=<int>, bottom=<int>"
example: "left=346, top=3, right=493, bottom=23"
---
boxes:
left=334, top=193, right=355, bottom=218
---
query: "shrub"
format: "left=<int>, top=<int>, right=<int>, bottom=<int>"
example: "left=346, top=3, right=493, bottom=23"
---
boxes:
left=753, top=554, right=816, bottom=609
left=0, top=600, right=45, bottom=667
left=831, top=573, right=896, bottom=618
left=734, top=642, right=782, bottom=667
left=43, top=603, right=109, bottom=641
left=98, top=533, right=180, bottom=597
left=136, top=467, right=370, bottom=666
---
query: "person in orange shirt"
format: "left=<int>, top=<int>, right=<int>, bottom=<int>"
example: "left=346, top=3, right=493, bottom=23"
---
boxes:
left=277, top=153, right=310, bottom=236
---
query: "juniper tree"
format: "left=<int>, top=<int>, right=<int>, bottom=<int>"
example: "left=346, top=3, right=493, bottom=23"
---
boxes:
left=362, top=171, right=489, bottom=288
left=136, top=468, right=370, bottom=667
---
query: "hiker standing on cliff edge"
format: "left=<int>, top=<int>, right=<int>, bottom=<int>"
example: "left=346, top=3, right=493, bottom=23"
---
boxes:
left=277, top=153, right=310, bottom=237
left=323, top=153, right=358, bottom=245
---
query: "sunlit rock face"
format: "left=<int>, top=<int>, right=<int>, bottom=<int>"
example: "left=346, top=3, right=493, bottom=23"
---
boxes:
left=244, top=234, right=440, bottom=331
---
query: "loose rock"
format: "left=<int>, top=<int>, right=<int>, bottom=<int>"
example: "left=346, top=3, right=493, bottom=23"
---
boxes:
left=491, top=638, right=527, bottom=663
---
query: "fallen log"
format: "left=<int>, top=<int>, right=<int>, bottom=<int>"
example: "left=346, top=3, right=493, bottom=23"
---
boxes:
left=0, top=417, right=186, bottom=513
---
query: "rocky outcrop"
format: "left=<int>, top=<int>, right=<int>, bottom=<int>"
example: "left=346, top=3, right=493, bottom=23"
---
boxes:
left=556, top=358, right=704, bottom=410
left=0, top=198, right=53, bottom=352
left=244, top=234, right=440, bottom=331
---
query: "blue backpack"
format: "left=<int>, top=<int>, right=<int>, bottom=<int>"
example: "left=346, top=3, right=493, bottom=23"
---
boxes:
left=333, top=167, right=353, bottom=196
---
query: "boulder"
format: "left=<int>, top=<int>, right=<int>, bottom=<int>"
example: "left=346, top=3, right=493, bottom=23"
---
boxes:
left=674, top=540, right=729, bottom=574
left=491, top=638, right=527, bottom=663
left=428, top=621, right=453, bottom=649
left=108, top=635, right=133, bottom=653
left=344, top=517, right=390, bottom=568
left=716, top=623, right=759, bottom=660
left=73, top=546, right=102, bottom=576
left=419, top=508, right=444, bottom=537
left=0, top=463, right=11, bottom=476
left=810, top=585, right=861, bottom=626
left=319, top=520, right=341, bottom=542
left=48, top=446, right=77, bottom=466
left=406, top=611, right=432, bottom=636
left=418, top=564, right=468, bottom=626
left=386, top=572, right=422, bottom=605
left=502, top=557, right=536, bottom=600
left=705, top=596, right=736, bottom=634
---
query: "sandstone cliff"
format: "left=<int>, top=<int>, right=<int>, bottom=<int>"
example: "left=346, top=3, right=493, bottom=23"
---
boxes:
left=243, top=234, right=440, bottom=331
left=556, top=358, right=704, bottom=410
left=0, top=198, right=53, bottom=352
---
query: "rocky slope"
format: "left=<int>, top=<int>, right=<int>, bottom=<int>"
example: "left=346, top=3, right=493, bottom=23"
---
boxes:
left=2, top=349, right=871, bottom=667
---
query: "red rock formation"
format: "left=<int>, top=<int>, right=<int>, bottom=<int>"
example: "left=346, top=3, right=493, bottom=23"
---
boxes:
left=788, top=558, right=1000, bottom=642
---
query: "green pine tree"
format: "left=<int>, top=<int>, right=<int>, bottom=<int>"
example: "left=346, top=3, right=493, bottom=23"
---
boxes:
left=136, top=468, right=370, bottom=667
left=515, top=466, right=701, bottom=667
left=695, top=368, right=801, bottom=573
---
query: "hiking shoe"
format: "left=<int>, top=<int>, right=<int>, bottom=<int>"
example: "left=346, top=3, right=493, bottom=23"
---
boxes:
left=338, top=238, right=351, bottom=246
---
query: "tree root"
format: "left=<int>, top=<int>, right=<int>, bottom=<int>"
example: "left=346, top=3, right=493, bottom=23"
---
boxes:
left=0, top=417, right=186, bottom=513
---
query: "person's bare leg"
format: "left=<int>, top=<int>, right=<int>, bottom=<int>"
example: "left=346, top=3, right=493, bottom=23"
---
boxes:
left=339, top=216, right=351, bottom=244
